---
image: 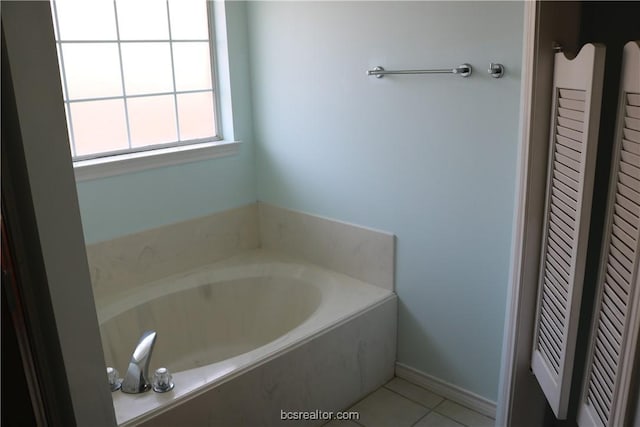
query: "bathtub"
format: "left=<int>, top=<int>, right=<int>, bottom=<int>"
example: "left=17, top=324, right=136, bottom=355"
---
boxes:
left=98, top=250, right=397, bottom=426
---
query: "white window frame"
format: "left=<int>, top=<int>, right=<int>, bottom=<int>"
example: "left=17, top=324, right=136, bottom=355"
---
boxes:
left=51, top=0, right=240, bottom=182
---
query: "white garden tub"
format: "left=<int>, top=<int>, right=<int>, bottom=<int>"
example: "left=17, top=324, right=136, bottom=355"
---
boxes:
left=97, top=250, right=396, bottom=426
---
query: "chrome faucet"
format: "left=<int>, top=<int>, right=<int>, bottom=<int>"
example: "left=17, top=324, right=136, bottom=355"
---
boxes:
left=121, top=331, right=157, bottom=394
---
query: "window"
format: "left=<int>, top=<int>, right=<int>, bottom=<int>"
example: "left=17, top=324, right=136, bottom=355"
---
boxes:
left=51, top=0, right=221, bottom=161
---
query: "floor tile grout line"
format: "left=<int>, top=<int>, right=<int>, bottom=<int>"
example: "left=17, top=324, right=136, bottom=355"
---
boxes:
left=373, top=385, right=433, bottom=427
left=435, top=398, right=495, bottom=422
left=345, top=385, right=388, bottom=412
left=384, top=378, right=446, bottom=401
left=323, top=417, right=365, bottom=427
left=431, top=406, right=472, bottom=427
left=432, top=398, right=447, bottom=411
left=382, top=384, right=445, bottom=410
left=409, top=408, right=433, bottom=427
left=339, top=383, right=408, bottom=427
left=332, top=380, right=491, bottom=427
left=407, top=404, right=475, bottom=427
left=346, top=383, right=433, bottom=427
left=382, top=383, right=488, bottom=426
left=389, top=377, right=495, bottom=422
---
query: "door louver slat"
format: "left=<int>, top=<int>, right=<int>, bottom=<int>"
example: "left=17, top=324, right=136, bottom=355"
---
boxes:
left=592, top=350, right=615, bottom=390
left=555, top=161, right=581, bottom=183
left=550, top=220, right=574, bottom=247
left=557, top=134, right=584, bottom=153
left=621, top=151, right=640, bottom=170
left=553, top=177, right=579, bottom=201
left=600, top=300, right=623, bottom=338
left=615, top=204, right=639, bottom=233
left=605, top=276, right=629, bottom=306
left=557, top=126, right=584, bottom=143
left=559, top=88, right=587, bottom=100
left=559, top=107, right=585, bottom=122
left=618, top=182, right=640, bottom=204
left=556, top=144, right=582, bottom=161
left=626, top=118, right=640, bottom=132
left=558, top=98, right=586, bottom=111
left=531, top=44, right=606, bottom=419
left=627, top=105, right=640, bottom=118
left=625, top=128, right=640, bottom=143
left=608, top=254, right=632, bottom=285
left=622, top=141, right=640, bottom=156
left=610, top=244, right=632, bottom=273
left=611, top=233, right=634, bottom=262
left=578, top=41, right=640, bottom=427
left=545, top=275, right=568, bottom=303
left=588, top=394, right=608, bottom=425
left=614, top=214, right=637, bottom=237
left=540, top=308, right=563, bottom=350
left=620, top=159, right=640, bottom=181
left=595, top=330, right=619, bottom=367
left=558, top=117, right=584, bottom=132
left=613, top=227, right=634, bottom=252
left=549, top=229, right=573, bottom=258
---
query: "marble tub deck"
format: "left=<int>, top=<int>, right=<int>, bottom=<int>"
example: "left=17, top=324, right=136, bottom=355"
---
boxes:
left=326, top=377, right=495, bottom=427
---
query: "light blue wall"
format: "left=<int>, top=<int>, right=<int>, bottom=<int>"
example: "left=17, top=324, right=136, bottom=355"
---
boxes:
left=77, top=0, right=524, bottom=402
left=77, top=1, right=256, bottom=244
left=247, top=1, right=524, bottom=401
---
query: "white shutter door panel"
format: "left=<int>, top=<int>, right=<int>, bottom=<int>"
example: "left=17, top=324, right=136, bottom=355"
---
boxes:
left=531, top=43, right=606, bottom=419
left=578, top=41, right=640, bottom=427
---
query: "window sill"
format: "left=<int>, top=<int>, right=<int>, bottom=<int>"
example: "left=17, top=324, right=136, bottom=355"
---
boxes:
left=73, top=140, right=241, bottom=182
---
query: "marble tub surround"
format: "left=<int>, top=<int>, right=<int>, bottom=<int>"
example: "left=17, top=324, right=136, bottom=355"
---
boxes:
left=87, top=203, right=398, bottom=425
left=101, top=250, right=396, bottom=426
left=135, top=294, right=397, bottom=427
left=86, top=203, right=259, bottom=302
left=258, top=202, right=395, bottom=291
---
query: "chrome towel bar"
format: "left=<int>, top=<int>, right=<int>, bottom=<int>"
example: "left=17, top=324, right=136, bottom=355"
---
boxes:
left=367, top=63, right=472, bottom=78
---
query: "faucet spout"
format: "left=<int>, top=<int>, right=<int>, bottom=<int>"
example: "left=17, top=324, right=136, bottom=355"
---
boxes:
left=121, top=331, right=157, bottom=393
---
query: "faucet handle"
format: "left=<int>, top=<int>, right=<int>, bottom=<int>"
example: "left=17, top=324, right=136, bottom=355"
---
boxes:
left=152, top=367, right=174, bottom=393
left=488, top=63, right=505, bottom=78
left=107, top=367, right=122, bottom=392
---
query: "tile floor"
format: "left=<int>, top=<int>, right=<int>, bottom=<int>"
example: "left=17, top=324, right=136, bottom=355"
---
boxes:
left=325, top=377, right=495, bottom=427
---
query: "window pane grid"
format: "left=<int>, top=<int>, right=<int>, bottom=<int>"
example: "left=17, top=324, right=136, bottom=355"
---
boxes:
left=112, top=0, right=132, bottom=150
left=57, top=39, right=210, bottom=44
left=165, top=0, right=182, bottom=142
left=65, top=88, right=215, bottom=104
left=72, top=136, right=219, bottom=162
left=51, top=0, right=77, bottom=157
left=51, top=0, right=219, bottom=160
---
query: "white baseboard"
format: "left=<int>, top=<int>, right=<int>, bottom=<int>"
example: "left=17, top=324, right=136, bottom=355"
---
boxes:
left=395, top=362, right=497, bottom=418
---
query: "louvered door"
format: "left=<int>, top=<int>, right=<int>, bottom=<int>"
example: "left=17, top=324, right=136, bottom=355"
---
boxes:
left=577, top=41, right=640, bottom=427
left=531, top=43, right=606, bottom=419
